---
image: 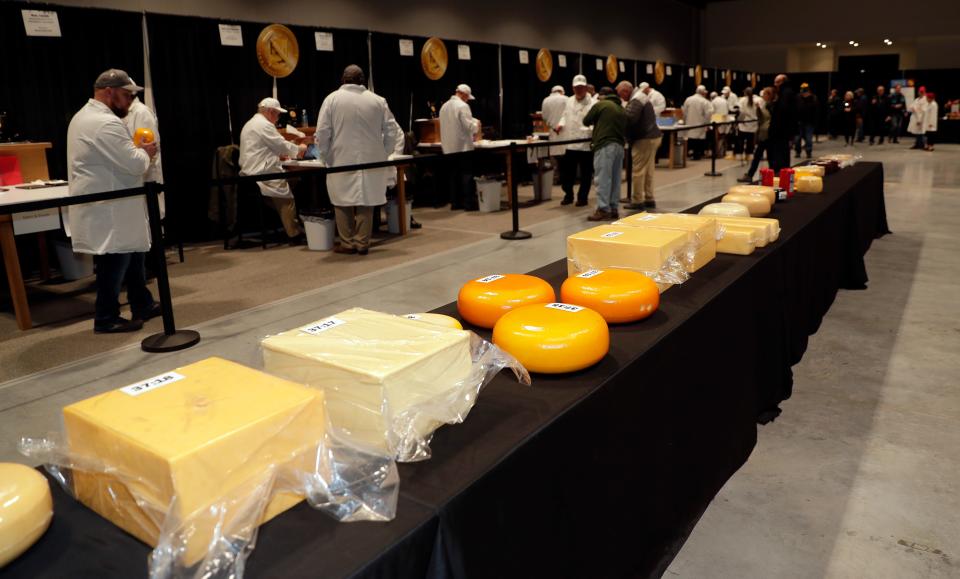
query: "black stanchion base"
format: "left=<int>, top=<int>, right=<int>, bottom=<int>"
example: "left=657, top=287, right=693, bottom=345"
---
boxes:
left=500, top=230, right=532, bottom=240
left=704, top=171, right=723, bottom=177
left=141, top=330, right=201, bottom=353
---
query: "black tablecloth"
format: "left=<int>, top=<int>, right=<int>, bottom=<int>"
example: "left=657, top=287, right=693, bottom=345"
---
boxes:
left=3, top=164, right=887, bottom=579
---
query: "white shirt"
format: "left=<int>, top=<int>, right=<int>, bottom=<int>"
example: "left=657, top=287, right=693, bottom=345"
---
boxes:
left=924, top=100, right=938, bottom=133
left=907, top=97, right=927, bottom=135
left=643, top=88, right=667, bottom=116
left=66, top=99, right=151, bottom=255
left=314, top=84, right=404, bottom=207
left=737, top=96, right=761, bottom=133
left=239, top=112, right=300, bottom=198
left=541, top=92, right=568, bottom=156
left=557, top=93, right=596, bottom=152
left=726, top=92, right=740, bottom=112
left=439, top=95, right=479, bottom=153
left=682, top=94, right=714, bottom=140
left=712, top=96, right=731, bottom=134
left=123, top=98, right=164, bottom=217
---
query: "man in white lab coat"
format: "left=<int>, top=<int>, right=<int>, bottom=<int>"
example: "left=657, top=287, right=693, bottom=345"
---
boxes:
left=239, top=97, right=307, bottom=242
left=315, top=65, right=404, bottom=255
left=682, top=85, right=714, bottom=160
left=907, top=86, right=928, bottom=149
left=633, top=82, right=666, bottom=116
left=541, top=85, right=567, bottom=157
left=67, top=69, right=159, bottom=333
left=723, top=86, right=739, bottom=115
left=439, top=83, right=481, bottom=210
left=923, top=92, right=938, bottom=151
left=556, top=74, right=596, bottom=206
left=123, top=96, right=166, bottom=220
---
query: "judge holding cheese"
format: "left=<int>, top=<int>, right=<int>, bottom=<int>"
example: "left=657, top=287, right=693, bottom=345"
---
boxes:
left=315, top=65, right=404, bottom=255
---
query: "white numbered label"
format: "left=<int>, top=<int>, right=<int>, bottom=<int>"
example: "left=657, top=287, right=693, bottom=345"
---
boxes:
left=601, top=231, right=624, bottom=238
left=577, top=269, right=604, bottom=279
left=476, top=274, right=505, bottom=283
left=121, top=372, right=186, bottom=397
left=546, top=303, right=583, bottom=313
left=404, top=314, right=422, bottom=320
left=301, top=317, right=346, bottom=335
left=637, top=214, right=659, bottom=221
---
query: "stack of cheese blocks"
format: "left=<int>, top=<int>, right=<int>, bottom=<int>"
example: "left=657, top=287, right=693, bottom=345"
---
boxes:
left=715, top=215, right=781, bottom=255
left=612, top=212, right=718, bottom=273
left=566, top=224, right=690, bottom=292
left=63, top=357, right=326, bottom=565
left=262, top=308, right=474, bottom=455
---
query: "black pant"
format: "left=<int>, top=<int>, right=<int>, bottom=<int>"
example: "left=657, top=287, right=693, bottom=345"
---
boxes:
left=448, top=157, right=477, bottom=210
left=736, top=132, right=756, bottom=156
left=93, top=252, right=155, bottom=327
left=560, top=149, right=594, bottom=203
left=745, top=140, right=768, bottom=179
left=688, top=138, right=706, bottom=160
left=766, top=139, right=790, bottom=172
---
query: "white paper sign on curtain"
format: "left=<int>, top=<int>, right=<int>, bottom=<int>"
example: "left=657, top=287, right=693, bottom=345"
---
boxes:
left=315, top=31, right=333, bottom=52
left=458, top=44, right=471, bottom=60
left=646, top=63, right=653, bottom=74
left=558, top=54, right=567, bottom=68
left=688, top=68, right=694, bottom=77
left=666, top=66, right=672, bottom=76
left=619, top=61, right=625, bottom=73
left=519, top=50, right=529, bottom=64
left=22, top=10, right=61, bottom=37
left=704, top=69, right=709, bottom=79
left=399, top=39, right=414, bottom=56
left=219, top=24, right=243, bottom=46
left=596, top=58, right=602, bottom=71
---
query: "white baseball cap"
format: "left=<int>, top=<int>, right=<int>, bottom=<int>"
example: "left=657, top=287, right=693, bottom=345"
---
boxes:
left=721, top=86, right=731, bottom=94
left=638, top=82, right=650, bottom=90
left=551, top=85, right=565, bottom=94
left=697, top=85, right=707, bottom=94
left=572, top=74, right=588, bottom=88
left=258, top=97, right=287, bottom=113
left=456, top=84, right=476, bottom=100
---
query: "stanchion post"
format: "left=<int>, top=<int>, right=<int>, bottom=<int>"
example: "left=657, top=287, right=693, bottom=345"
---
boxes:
left=704, top=122, right=723, bottom=177
left=141, top=181, right=201, bottom=353
left=625, top=141, right=632, bottom=203
left=500, top=143, right=531, bottom=240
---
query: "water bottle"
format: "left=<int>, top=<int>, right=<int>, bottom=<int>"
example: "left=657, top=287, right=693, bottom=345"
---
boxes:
left=301, top=109, right=309, bottom=127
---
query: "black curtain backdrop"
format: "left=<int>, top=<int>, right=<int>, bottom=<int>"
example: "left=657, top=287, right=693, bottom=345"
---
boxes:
left=369, top=32, right=429, bottom=134
left=0, top=3, right=143, bottom=180
left=499, top=46, right=581, bottom=139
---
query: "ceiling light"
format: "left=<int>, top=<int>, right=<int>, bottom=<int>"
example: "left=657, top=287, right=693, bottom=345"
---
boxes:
left=853, top=42, right=860, bottom=47
left=816, top=42, right=821, bottom=47
left=849, top=41, right=855, bottom=45
left=884, top=38, right=891, bottom=43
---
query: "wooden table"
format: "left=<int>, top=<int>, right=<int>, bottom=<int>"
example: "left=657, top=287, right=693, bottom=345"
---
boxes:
left=0, top=142, right=52, bottom=182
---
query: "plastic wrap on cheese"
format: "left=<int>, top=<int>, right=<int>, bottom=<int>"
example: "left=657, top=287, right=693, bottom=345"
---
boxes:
left=612, top=212, right=717, bottom=272
left=566, top=225, right=690, bottom=291
left=699, top=202, right=751, bottom=217
left=261, top=308, right=529, bottom=462
left=715, top=216, right=780, bottom=245
left=796, top=175, right=823, bottom=193
left=720, top=193, right=771, bottom=216
left=19, top=357, right=399, bottom=579
left=794, top=164, right=825, bottom=178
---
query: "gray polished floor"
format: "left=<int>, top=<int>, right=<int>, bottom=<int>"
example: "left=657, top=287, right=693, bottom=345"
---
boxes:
left=2, top=141, right=957, bottom=578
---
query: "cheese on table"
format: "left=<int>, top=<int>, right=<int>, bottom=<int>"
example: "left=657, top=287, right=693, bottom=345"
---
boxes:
left=715, top=216, right=780, bottom=243
left=716, top=224, right=762, bottom=255
left=261, top=308, right=473, bottom=455
left=698, top=202, right=751, bottom=217
left=63, top=357, right=325, bottom=565
left=794, top=165, right=825, bottom=178
left=612, top=212, right=717, bottom=272
left=560, top=269, right=660, bottom=323
left=795, top=175, right=823, bottom=193
left=727, top=184, right=775, bottom=204
left=720, top=193, right=771, bottom=216
left=566, top=225, right=689, bottom=277
left=0, top=463, right=53, bottom=568
left=492, top=303, right=609, bottom=373
left=456, top=274, right=556, bottom=328
left=404, top=312, right=463, bottom=330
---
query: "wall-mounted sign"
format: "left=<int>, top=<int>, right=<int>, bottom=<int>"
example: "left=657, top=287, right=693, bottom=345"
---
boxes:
left=606, top=55, right=618, bottom=83
left=219, top=24, right=243, bottom=47
left=536, top=49, right=553, bottom=82
left=22, top=10, right=61, bottom=37
left=315, top=31, right=333, bottom=52
left=421, top=37, right=448, bottom=80
left=399, top=39, right=414, bottom=56
left=519, top=50, right=529, bottom=64
left=256, top=24, right=298, bottom=78
left=558, top=54, right=567, bottom=68
left=457, top=44, right=471, bottom=61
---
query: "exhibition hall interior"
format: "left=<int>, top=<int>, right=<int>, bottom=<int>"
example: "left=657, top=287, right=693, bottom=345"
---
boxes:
left=1, top=0, right=958, bottom=576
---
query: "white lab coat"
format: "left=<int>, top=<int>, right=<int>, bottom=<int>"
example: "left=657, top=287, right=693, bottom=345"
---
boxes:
left=541, top=92, right=568, bottom=155
left=682, top=94, right=714, bottom=140
left=66, top=99, right=151, bottom=255
left=557, top=93, right=596, bottom=152
left=726, top=92, right=739, bottom=112
left=712, top=96, right=731, bottom=134
left=907, top=97, right=927, bottom=135
left=637, top=88, right=667, bottom=116
left=924, top=100, right=938, bottom=133
left=439, top=95, right=479, bottom=153
left=314, top=84, right=404, bottom=207
left=737, top=96, right=761, bottom=133
left=239, top=112, right=300, bottom=198
left=123, top=98, right=164, bottom=217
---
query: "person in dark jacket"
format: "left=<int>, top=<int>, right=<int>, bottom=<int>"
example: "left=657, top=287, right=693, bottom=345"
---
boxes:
left=842, top=91, right=857, bottom=146
left=620, top=81, right=662, bottom=209
left=868, top=85, right=890, bottom=145
left=854, top=88, right=867, bottom=142
left=794, top=83, right=819, bottom=158
left=582, top=87, right=626, bottom=221
left=767, top=74, right=797, bottom=171
left=827, top=89, right=843, bottom=139
left=887, top=84, right=906, bottom=143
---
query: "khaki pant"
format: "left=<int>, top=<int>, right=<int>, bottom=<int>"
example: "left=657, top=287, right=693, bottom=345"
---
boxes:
left=334, top=205, right=374, bottom=250
left=268, top=197, right=302, bottom=238
left=630, top=137, right=660, bottom=202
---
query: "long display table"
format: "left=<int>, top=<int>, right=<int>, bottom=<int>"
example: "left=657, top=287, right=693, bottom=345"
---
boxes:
left=4, top=163, right=888, bottom=579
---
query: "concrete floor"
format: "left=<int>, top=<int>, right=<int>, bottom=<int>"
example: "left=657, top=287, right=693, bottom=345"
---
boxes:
left=1, top=140, right=957, bottom=578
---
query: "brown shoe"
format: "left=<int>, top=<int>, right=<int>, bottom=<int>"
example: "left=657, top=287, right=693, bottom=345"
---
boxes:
left=587, top=210, right=612, bottom=221
left=357, top=247, right=369, bottom=255
left=333, top=245, right=356, bottom=255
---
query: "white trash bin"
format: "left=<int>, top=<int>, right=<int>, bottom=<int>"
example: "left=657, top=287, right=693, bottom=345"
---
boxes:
left=386, top=198, right=414, bottom=234
left=53, top=239, right=94, bottom=280
left=475, top=177, right=502, bottom=212
left=301, top=215, right=335, bottom=251
left=533, top=168, right=554, bottom=201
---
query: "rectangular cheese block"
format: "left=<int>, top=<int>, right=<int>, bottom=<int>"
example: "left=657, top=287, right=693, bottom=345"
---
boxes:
left=717, top=220, right=768, bottom=247
left=716, top=224, right=761, bottom=255
left=716, top=216, right=780, bottom=243
left=613, top=212, right=718, bottom=247
left=261, top=308, right=473, bottom=455
left=566, top=225, right=689, bottom=276
left=689, top=241, right=717, bottom=271
left=64, top=357, right=325, bottom=564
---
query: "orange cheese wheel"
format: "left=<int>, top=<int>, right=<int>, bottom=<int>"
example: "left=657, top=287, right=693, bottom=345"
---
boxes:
left=403, top=313, right=463, bottom=330
left=457, top=274, right=556, bottom=329
left=133, top=127, right=155, bottom=146
left=492, top=303, right=609, bottom=373
left=560, top=269, right=659, bottom=324
left=0, top=463, right=53, bottom=567
left=720, top=193, right=771, bottom=217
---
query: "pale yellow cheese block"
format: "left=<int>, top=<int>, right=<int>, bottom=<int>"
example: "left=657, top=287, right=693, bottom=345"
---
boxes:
left=727, top=185, right=775, bottom=205
left=699, top=202, right=751, bottom=217
left=796, top=175, right=823, bottom=193
left=612, top=212, right=717, bottom=272
left=717, top=224, right=762, bottom=255
left=689, top=242, right=717, bottom=271
left=0, top=463, right=53, bottom=568
left=720, top=193, right=771, bottom=217
left=63, top=358, right=325, bottom=564
left=716, top=216, right=780, bottom=243
left=794, top=165, right=825, bottom=178
left=566, top=225, right=689, bottom=276
left=261, top=308, right=473, bottom=455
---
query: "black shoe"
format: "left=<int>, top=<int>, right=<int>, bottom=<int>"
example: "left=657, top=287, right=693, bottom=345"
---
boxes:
left=644, top=200, right=657, bottom=208
left=357, top=247, right=369, bottom=255
left=574, top=199, right=588, bottom=207
left=805, top=152, right=812, bottom=159
left=737, top=175, right=753, bottom=183
left=410, top=218, right=422, bottom=229
left=610, top=212, right=619, bottom=220
left=560, top=197, right=573, bottom=206
left=624, top=203, right=646, bottom=210
left=619, top=197, right=631, bottom=203
left=133, top=303, right=162, bottom=321
left=333, top=245, right=357, bottom=255
left=95, top=317, right=144, bottom=334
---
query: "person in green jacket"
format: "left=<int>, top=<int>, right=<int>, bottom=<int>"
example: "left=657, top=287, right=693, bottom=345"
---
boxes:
left=582, top=87, right=627, bottom=220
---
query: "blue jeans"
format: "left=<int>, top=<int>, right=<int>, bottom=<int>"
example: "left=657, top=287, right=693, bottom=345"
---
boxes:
left=93, top=252, right=155, bottom=327
left=794, top=123, right=815, bottom=155
left=593, top=143, right=624, bottom=213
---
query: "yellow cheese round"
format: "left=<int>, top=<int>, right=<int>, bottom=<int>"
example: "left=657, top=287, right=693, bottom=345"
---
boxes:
left=727, top=185, right=775, bottom=204
left=795, top=175, right=823, bottom=194
left=794, top=165, right=825, bottom=178
left=560, top=269, right=659, bottom=324
left=403, top=313, right=464, bottom=330
left=0, top=463, right=53, bottom=568
left=720, top=193, right=771, bottom=217
left=698, top=202, right=751, bottom=217
left=493, top=303, right=609, bottom=373
left=458, top=274, right=556, bottom=329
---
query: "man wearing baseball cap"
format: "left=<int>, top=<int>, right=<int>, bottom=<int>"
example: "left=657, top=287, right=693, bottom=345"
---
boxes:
left=541, top=85, right=567, bottom=158
left=555, top=74, right=596, bottom=206
left=439, top=83, right=481, bottom=210
left=66, top=68, right=159, bottom=333
left=238, top=97, right=308, bottom=243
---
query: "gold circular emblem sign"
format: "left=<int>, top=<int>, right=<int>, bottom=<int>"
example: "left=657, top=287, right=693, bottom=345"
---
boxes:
left=421, top=37, right=448, bottom=81
left=694, top=64, right=703, bottom=86
left=536, top=49, right=553, bottom=82
left=725, top=69, right=733, bottom=87
left=654, top=61, right=665, bottom=85
left=606, top=55, right=618, bottom=84
left=751, top=72, right=758, bottom=88
left=256, top=24, right=299, bottom=78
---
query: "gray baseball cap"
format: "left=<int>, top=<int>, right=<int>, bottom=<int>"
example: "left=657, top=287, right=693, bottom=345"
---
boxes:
left=94, top=69, right=143, bottom=92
